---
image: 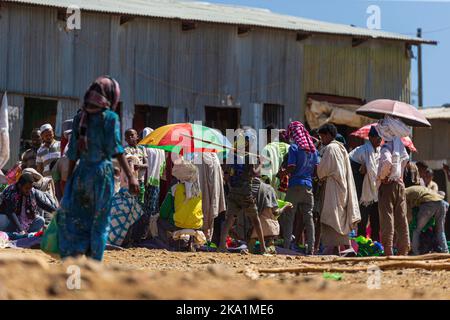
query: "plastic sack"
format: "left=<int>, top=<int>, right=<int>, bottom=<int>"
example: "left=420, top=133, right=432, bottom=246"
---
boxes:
left=40, top=214, right=60, bottom=257
left=0, top=231, right=9, bottom=249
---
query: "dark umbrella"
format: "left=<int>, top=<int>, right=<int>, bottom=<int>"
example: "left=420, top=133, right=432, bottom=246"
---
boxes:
left=356, top=99, right=431, bottom=127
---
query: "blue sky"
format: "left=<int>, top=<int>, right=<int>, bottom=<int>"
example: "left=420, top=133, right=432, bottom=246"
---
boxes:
left=207, top=0, right=450, bottom=107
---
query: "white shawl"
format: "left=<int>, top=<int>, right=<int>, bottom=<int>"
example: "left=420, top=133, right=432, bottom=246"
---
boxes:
left=376, top=116, right=410, bottom=181
left=349, top=140, right=380, bottom=206
left=317, top=141, right=361, bottom=235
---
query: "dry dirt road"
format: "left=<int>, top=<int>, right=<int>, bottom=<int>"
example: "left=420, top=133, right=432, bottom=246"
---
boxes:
left=0, top=248, right=449, bottom=299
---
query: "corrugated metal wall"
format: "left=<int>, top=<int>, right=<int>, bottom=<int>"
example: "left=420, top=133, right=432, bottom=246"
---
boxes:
left=1, top=93, right=25, bottom=169
left=301, top=38, right=411, bottom=109
left=413, top=120, right=450, bottom=201
left=0, top=3, right=412, bottom=168
left=413, top=120, right=450, bottom=162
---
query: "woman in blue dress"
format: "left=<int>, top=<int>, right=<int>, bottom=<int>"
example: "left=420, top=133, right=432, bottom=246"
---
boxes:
left=57, top=76, right=139, bottom=261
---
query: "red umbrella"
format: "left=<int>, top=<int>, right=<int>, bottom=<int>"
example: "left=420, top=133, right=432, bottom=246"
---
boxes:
left=356, top=99, right=431, bottom=127
left=351, top=123, right=417, bottom=152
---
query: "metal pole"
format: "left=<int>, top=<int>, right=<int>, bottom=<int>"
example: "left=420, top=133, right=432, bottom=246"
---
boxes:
left=417, top=28, right=423, bottom=108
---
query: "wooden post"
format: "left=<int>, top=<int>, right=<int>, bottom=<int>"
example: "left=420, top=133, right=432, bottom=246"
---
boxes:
left=417, top=28, right=423, bottom=109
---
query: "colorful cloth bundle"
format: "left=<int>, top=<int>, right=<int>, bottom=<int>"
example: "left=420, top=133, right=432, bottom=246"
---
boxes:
left=352, top=235, right=384, bottom=257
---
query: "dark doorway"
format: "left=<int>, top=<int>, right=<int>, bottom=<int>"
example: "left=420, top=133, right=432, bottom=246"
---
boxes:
left=263, top=103, right=284, bottom=129
left=205, top=106, right=241, bottom=134
left=133, top=105, right=168, bottom=135
left=22, top=97, right=58, bottom=151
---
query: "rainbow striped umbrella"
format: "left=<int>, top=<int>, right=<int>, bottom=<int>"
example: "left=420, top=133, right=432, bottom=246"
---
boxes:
left=138, top=123, right=232, bottom=154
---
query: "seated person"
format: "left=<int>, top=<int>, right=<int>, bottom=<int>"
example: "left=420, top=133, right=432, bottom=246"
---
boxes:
left=158, top=160, right=204, bottom=249
left=247, top=181, right=293, bottom=254
left=405, top=185, right=448, bottom=255
left=0, top=173, right=57, bottom=236
left=22, top=167, right=58, bottom=225
left=108, top=155, right=146, bottom=247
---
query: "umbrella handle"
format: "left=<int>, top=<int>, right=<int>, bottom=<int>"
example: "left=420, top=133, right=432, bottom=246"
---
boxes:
left=180, top=133, right=270, bottom=161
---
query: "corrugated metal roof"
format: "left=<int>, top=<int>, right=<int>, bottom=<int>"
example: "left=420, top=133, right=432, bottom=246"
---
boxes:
left=420, top=107, right=450, bottom=120
left=4, top=0, right=437, bottom=45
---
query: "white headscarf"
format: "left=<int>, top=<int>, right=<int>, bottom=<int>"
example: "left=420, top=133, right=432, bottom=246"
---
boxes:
left=376, top=116, right=410, bottom=181
left=143, top=127, right=153, bottom=138
left=172, top=160, right=201, bottom=199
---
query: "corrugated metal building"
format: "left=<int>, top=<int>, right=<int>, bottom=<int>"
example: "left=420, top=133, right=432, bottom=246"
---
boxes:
left=413, top=107, right=450, bottom=200
left=0, top=0, right=436, bottom=168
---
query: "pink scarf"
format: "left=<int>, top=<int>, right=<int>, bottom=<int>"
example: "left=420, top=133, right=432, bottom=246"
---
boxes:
left=78, top=76, right=121, bottom=151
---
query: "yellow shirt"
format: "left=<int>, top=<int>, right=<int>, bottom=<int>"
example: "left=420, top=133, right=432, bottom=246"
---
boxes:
left=173, top=183, right=203, bottom=230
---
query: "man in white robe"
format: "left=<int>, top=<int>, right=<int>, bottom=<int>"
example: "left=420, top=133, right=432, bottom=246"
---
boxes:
left=317, top=124, right=361, bottom=255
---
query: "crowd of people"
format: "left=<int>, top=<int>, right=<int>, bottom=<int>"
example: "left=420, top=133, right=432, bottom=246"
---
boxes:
left=0, top=75, right=449, bottom=261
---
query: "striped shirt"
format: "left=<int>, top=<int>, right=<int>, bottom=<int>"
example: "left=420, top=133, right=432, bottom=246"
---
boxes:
left=36, top=140, right=61, bottom=177
left=124, top=145, right=147, bottom=183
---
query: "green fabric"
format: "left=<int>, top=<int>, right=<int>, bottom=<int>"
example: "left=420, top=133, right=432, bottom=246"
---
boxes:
left=139, top=183, right=145, bottom=204
left=52, top=169, right=61, bottom=182
left=142, top=144, right=182, bottom=153
left=40, top=214, right=60, bottom=256
left=409, top=207, right=436, bottom=237
left=147, top=177, right=160, bottom=188
left=159, top=193, right=175, bottom=225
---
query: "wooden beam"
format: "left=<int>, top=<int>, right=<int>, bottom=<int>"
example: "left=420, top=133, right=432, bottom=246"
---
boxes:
left=405, top=43, right=414, bottom=59
left=237, top=26, right=252, bottom=36
left=182, top=20, right=197, bottom=31
left=352, top=37, right=368, bottom=47
left=120, top=15, right=135, bottom=25
left=296, top=32, right=311, bottom=42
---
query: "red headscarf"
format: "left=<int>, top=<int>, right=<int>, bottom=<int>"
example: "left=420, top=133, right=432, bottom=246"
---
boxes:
left=285, top=121, right=316, bottom=153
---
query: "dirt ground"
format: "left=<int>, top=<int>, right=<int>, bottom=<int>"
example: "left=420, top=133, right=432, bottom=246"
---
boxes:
left=0, top=247, right=449, bottom=300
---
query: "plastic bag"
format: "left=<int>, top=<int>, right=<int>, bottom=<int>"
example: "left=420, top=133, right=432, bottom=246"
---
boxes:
left=5, top=164, right=21, bottom=185
left=323, top=272, right=343, bottom=281
left=40, top=213, right=60, bottom=257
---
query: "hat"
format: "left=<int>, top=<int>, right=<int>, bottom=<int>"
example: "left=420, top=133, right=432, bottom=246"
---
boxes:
left=335, top=133, right=347, bottom=146
left=369, top=125, right=380, bottom=138
left=39, top=124, right=53, bottom=133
